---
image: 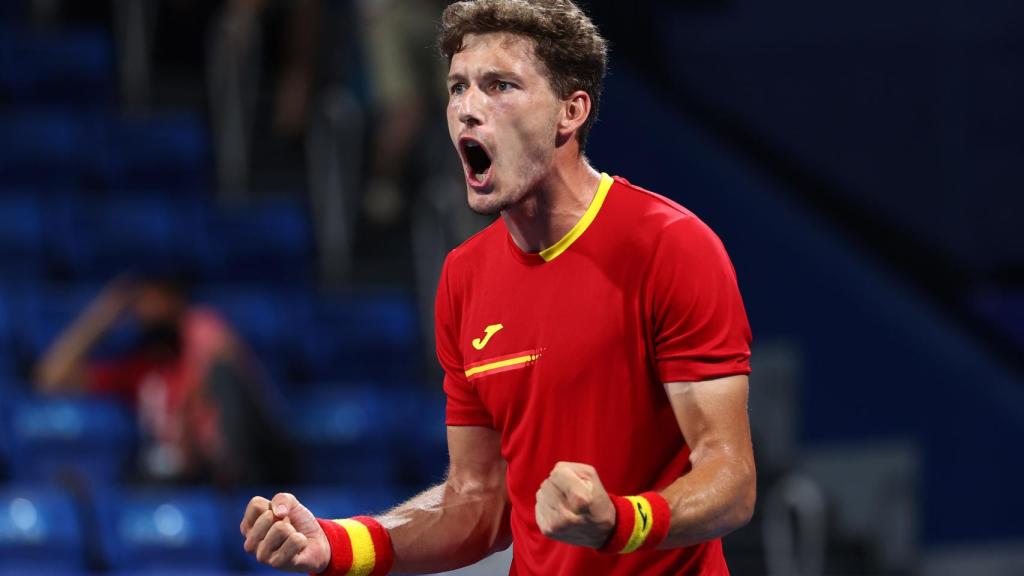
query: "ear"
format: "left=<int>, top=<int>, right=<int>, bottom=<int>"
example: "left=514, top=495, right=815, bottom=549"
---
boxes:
left=557, top=90, right=592, bottom=142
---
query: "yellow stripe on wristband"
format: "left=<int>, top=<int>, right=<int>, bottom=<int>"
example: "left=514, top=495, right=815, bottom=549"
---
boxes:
left=333, top=519, right=376, bottom=576
left=620, top=496, right=655, bottom=553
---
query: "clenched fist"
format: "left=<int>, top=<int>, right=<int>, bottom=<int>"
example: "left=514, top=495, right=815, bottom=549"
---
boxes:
left=240, top=492, right=331, bottom=573
left=534, top=461, right=616, bottom=548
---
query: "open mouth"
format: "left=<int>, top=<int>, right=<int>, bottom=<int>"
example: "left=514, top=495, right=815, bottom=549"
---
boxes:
left=461, top=138, right=493, bottom=186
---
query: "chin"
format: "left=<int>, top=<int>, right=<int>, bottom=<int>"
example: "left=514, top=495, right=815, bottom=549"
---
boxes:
left=467, top=194, right=504, bottom=216
left=466, top=186, right=508, bottom=216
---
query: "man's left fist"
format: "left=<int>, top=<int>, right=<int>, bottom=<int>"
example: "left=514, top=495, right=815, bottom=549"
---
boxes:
left=535, top=461, right=616, bottom=548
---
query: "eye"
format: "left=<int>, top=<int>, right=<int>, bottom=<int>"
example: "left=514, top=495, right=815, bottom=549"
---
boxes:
left=495, top=81, right=513, bottom=92
left=450, top=82, right=467, bottom=95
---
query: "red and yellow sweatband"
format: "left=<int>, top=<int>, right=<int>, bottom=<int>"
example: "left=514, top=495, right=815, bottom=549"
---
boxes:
left=598, top=491, right=671, bottom=554
left=315, top=516, right=394, bottom=576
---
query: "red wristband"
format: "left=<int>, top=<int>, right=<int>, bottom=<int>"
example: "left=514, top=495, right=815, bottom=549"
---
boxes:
left=599, top=494, right=637, bottom=553
left=598, top=491, right=671, bottom=554
left=315, top=516, right=394, bottom=576
left=636, top=491, right=671, bottom=551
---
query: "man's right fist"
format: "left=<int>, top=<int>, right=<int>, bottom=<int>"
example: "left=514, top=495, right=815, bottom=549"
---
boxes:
left=240, top=492, right=331, bottom=573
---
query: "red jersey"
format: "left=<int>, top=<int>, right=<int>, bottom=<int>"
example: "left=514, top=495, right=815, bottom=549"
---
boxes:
left=436, top=174, right=752, bottom=575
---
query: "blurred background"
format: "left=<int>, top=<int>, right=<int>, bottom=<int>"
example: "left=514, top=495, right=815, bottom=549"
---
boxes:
left=0, top=0, right=1021, bottom=575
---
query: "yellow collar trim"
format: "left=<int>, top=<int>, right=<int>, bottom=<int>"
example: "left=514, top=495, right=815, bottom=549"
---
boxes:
left=538, top=172, right=613, bottom=262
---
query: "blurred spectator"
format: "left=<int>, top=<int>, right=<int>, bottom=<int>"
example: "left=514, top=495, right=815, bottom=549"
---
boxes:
left=359, top=0, right=451, bottom=225
left=33, top=277, right=293, bottom=489
left=207, top=0, right=324, bottom=198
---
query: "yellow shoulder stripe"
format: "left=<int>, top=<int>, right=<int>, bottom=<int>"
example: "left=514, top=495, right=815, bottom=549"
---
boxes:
left=538, top=172, right=613, bottom=262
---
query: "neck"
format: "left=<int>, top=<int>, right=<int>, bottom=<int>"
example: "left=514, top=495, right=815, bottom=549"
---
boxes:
left=502, top=155, right=602, bottom=254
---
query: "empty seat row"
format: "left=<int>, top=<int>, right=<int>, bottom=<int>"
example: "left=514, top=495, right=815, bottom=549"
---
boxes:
left=0, top=192, right=313, bottom=285
left=0, top=24, right=114, bottom=109
left=0, top=110, right=209, bottom=189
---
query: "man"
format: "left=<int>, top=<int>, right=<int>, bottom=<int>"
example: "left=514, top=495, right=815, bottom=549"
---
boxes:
left=240, top=1, right=755, bottom=574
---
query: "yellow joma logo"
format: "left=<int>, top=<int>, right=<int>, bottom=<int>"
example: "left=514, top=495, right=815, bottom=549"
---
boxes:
left=472, top=323, right=504, bottom=350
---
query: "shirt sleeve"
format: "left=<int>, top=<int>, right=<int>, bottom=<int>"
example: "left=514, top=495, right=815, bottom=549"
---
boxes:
left=647, top=216, right=752, bottom=383
left=435, top=255, right=494, bottom=427
left=87, top=356, right=149, bottom=404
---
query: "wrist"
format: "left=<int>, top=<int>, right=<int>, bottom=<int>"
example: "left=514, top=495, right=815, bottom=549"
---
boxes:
left=598, top=491, right=671, bottom=554
left=315, top=516, right=394, bottom=576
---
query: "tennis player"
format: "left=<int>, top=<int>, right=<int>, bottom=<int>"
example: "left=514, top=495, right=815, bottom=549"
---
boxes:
left=241, top=1, right=755, bottom=574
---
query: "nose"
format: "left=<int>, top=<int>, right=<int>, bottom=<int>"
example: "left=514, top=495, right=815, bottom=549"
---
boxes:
left=457, top=85, right=483, bottom=127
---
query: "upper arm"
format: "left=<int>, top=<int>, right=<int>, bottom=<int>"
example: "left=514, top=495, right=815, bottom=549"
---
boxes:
left=446, top=425, right=511, bottom=552
left=446, top=425, right=507, bottom=495
left=648, top=217, right=751, bottom=385
left=663, top=375, right=753, bottom=470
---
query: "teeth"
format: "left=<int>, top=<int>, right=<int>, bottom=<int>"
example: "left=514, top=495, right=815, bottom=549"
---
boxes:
left=474, top=172, right=487, bottom=181
left=466, top=141, right=480, bottom=148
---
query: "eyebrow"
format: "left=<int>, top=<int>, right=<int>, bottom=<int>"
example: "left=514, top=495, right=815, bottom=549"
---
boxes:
left=447, top=68, right=524, bottom=85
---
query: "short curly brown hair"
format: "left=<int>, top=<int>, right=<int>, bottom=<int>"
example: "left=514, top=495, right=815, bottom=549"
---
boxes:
left=439, top=0, right=609, bottom=151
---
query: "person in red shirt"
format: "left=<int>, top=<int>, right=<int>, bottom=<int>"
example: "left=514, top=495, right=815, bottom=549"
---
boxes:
left=35, top=277, right=292, bottom=487
left=240, top=1, right=755, bottom=574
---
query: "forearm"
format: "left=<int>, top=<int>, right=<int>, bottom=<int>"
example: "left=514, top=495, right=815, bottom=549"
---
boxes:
left=376, top=477, right=510, bottom=573
left=34, top=303, right=119, bottom=392
left=657, top=453, right=756, bottom=549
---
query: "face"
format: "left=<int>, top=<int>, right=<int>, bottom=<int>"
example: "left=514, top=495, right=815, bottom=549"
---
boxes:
left=447, top=33, right=564, bottom=215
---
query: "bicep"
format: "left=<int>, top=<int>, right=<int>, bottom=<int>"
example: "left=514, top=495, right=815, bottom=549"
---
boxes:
left=446, top=425, right=506, bottom=493
left=663, top=375, right=753, bottom=467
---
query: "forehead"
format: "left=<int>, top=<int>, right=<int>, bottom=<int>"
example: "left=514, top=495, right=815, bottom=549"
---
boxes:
left=449, top=32, right=545, bottom=77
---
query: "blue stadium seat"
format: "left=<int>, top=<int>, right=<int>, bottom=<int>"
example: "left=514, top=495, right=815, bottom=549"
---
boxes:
left=0, top=484, right=85, bottom=571
left=6, top=396, right=135, bottom=488
left=291, top=386, right=413, bottom=485
left=94, top=488, right=226, bottom=571
left=0, top=110, right=84, bottom=188
left=12, top=283, right=140, bottom=364
left=0, top=193, right=45, bottom=280
left=0, top=285, right=19, bottom=378
left=199, top=198, right=314, bottom=286
left=96, top=113, right=211, bottom=189
left=299, top=292, right=420, bottom=382
left=398, top=392, right=449, bottom=484
left=0, top=25, right=114, bottom=109
left=58, top=194, right=204, bottom=281
left=0, top=112, right=207, bottom=190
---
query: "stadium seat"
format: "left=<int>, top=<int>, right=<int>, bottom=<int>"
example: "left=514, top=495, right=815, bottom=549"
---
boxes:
left=298, top=291, right=421, bottom=383
left=95, top=113, right=211, bottom=189
left=290, top=386, right=416, bottom=485
left=0, top=286, right=20, bottom=379
left=0, top=25, right=114, bottom=109
left=94, top=487, right=226, bottom=571
left=0, top=112, right=207, bottom=190
left=0, top=110, right=83, bottom=187
left=0, top=193, right=45, bottom=280
left=57, top=193, right=204, bottom=281
left=12, top=283, right=141, bottom=364
left=6, top=395, right=135, bottom=489
left=198, top=198, right=314, bottom=286
left=0, top=484, right=85, bottom=571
